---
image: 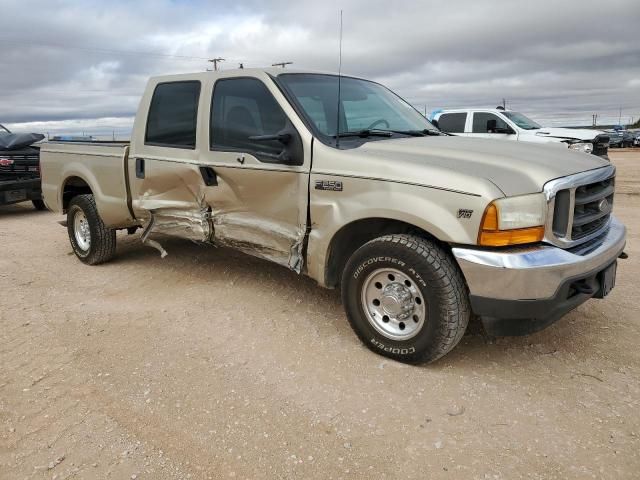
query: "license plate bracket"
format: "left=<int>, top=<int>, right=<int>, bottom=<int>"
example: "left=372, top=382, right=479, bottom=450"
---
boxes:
left=596, top=261, right=617, bottom=298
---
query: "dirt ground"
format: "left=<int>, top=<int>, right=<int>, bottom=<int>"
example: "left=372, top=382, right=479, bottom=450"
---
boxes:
left=1, top=150, right=639, bottom=480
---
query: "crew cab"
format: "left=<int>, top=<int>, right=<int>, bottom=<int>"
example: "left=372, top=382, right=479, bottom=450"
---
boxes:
left=431, top=108, right=610, bottom=159
left=40, top=69, right=626, bottom=363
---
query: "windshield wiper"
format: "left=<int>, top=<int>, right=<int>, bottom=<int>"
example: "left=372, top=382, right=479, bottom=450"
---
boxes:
left=332, top=129, right=394, bottom=139
left=387, top=129, right=443, bottom=137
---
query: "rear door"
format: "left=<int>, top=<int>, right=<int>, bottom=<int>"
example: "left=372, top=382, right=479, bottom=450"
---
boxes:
left=199, top=75, right=311, bottom=272
left=436, top=112, right=468, bottom=136
left=127, top=79, right=213, bottom=242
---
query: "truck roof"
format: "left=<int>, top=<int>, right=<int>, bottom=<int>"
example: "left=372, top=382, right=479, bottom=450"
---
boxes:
left=435, top=108, right=515, bottom=115
left=148, top=67, right=352, bottom=84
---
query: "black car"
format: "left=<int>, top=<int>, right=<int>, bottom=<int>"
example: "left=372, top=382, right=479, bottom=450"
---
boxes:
left=606, top=130, right=624, bottom=148
left=621, top=130, right=635, bottom=148
left=0, top=124, right=46, bottom=209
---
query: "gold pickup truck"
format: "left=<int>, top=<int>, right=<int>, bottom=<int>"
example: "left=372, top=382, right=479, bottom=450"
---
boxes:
left=40, top=68, right=627, bottom=363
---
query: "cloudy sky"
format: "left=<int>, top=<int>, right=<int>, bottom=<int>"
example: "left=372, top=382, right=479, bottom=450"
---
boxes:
left=2, top=0, right=639, bottom=137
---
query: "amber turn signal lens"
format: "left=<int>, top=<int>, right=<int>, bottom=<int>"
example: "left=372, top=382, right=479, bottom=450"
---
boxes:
left=478, top=202, right=545, bottom=246
left=478, top=227, right=545, bottom=247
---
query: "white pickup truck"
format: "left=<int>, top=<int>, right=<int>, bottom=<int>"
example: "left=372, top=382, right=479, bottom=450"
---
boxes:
left=40, top=69, right=626, bottom=363
left=431, top=108, right=610, bottom=158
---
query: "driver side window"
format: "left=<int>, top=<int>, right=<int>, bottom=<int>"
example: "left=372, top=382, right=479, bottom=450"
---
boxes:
left=472, top=113, right=509, bottom=133
left=210, top=78, right=289, bottom=161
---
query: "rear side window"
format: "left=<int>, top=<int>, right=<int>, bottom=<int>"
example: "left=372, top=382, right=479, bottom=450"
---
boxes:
left=437, top=113, right=467, bottom=133
left=210, top=77, right=289, bottom=160
left=472, top=112, right=509, bottom=133
left=145, top=81, right=201, bottom=148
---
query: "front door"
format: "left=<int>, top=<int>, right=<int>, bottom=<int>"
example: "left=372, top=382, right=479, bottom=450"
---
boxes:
left=200, top=76, right=310, bottom=272
left=466, top=112, right=519, bottom=141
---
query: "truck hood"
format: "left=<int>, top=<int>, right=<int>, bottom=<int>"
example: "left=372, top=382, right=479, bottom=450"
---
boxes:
left=346, top=136, right=609, bottom=197
left=530, top=127, right=605, bottom=141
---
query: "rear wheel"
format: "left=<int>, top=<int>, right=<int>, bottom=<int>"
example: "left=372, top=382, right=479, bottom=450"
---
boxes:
left=341, top=234, right=470, bottom=364
left=67, top=194, right=116, bottom=265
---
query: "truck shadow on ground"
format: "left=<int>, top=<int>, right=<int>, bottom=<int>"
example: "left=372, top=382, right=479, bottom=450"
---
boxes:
left=0, top=203, right=49, bottom=218
left=109, top=232, right=608, bottom=368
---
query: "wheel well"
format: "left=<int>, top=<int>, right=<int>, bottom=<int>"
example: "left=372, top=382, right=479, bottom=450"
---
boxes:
left=324, top=218, right=445, bottom=288
left=62, top=177, right=92, bottom=211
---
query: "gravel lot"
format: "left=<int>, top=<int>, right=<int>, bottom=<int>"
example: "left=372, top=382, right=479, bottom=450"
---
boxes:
left=1, top=150, right=639, bottom=479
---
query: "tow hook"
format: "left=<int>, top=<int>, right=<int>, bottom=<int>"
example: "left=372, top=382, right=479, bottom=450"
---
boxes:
left=571, top=281, right=595, bottom=296
left=619, top=251, right=629, bottom=259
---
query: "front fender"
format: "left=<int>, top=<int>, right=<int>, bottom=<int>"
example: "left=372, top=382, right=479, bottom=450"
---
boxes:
left=306, top=174, right=496, bottom=286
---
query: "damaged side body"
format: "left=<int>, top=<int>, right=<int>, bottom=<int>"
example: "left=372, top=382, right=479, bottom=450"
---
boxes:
left=130, top=158, right=308, bottom=273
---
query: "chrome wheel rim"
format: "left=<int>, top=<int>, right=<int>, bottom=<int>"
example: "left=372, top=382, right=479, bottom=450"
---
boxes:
left=361, top=268, right=427, bottom=341
left=73, top=211, right=91, bottom=251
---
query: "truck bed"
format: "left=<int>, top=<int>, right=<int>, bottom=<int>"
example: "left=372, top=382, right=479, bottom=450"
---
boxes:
left=40, top=140, right=134, bottom=226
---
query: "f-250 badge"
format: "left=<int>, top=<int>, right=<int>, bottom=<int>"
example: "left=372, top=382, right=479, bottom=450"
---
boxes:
left=457, top=209, right=473, bottom=219
left=315, top=180, right=343, bottom=191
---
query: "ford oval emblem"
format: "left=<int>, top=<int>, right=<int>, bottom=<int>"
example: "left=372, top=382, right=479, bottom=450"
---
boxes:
left=598, top=198, right=609, bottom=212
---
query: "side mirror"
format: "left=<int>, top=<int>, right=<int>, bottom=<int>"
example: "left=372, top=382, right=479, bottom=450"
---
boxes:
left=248, top=127, right=303, bottom=166
left=486, top=119, right=514, bottom=134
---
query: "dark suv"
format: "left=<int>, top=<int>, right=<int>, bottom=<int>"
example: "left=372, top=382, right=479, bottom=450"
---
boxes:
left=0, top=123, right=46, bottom=209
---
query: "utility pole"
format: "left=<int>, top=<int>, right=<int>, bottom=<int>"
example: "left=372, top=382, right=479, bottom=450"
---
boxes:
left=272, top=61, right=293, bottom=68
left=502, top=98, right=506, bottom=109
left=618, top=107, right=622, bottom=125
left=207, top=58, right=225, bottom=71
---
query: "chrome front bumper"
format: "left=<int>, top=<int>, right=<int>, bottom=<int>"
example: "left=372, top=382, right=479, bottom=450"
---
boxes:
left=452, top=216, right=626, bottom=301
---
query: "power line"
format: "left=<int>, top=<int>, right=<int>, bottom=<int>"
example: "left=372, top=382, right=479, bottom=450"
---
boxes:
left=0, top=38, right=211, bottom=61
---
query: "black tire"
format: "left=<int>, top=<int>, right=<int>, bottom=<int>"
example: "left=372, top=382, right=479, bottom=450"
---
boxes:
left=32, top=199, right=47, bottom=210
left=67, top=194, right=116, bottom=265
left=341, top=234, right=470, bottom=364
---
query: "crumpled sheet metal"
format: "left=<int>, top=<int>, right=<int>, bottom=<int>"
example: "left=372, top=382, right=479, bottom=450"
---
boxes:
left=136, top=166, right=305, bottom=272
left=212, top=212, right=305, bottom=272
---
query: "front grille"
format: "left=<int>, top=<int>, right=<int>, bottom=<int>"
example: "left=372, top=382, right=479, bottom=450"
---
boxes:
left=546, top=166, right=615, bottom=248
left=0, top=153, right=40, bottom=175
left=572, top=177, right=614, bottom=239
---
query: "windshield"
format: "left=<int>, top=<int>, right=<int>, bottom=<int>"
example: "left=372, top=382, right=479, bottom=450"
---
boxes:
left=276, top=74, right=436, bottom=144
left=501, top=111, right=542, bottom=130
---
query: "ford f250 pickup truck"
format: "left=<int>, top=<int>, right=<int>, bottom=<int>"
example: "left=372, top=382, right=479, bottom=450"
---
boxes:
left=40, top=69, right=627, bottom=363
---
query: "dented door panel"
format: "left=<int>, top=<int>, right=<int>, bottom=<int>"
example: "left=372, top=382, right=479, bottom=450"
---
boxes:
left=200, top=151, right=309, bottom=272
left=130, top=158, right=213, bottom=243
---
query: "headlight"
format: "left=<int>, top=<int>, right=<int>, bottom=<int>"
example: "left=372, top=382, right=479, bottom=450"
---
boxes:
left=568, top=142, right=593, bottom=154
left=478, top=193, right=546, bottom=246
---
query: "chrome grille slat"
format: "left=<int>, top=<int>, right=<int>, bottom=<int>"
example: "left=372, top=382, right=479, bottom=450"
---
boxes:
left=543, top=165, right=616, bottom=248
left=572, top=205, right=612, bottom=227
left=574, top=184, right=614, bottom=205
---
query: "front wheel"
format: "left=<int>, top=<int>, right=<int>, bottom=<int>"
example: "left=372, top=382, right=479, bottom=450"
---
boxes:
left=67, top=194, right=116, bottom=265
left=341, top=234, right=470, bottom=364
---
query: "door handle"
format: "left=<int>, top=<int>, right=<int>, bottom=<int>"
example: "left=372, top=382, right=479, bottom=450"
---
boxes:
left=135, top=158, right=145, bottom=179
left=199, top=166, right=218, bottom=186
